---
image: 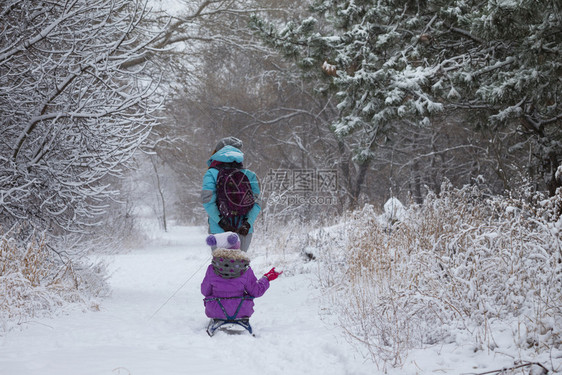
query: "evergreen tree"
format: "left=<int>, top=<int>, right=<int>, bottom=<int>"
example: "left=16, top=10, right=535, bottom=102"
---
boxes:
left=251, top=0, right=562, bottom=194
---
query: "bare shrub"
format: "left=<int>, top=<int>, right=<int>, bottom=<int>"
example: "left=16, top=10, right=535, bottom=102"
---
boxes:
left=0, top=233, right=109, bottom=333
left=315, top=183, right=562, bottom=367
left=252, top=216, right=315, bottom=273
left=251, top=209, right=347, bottom=276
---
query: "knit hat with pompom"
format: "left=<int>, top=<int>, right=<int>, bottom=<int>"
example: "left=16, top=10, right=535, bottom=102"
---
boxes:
left=206, top=232, right=240, bottom=249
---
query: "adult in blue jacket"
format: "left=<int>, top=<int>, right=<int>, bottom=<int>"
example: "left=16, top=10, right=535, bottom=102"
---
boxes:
left=200, top=137, right=262, bottom=251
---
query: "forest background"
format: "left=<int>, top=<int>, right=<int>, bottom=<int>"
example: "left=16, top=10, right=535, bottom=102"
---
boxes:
left=1, top=0, right=561, bottom=367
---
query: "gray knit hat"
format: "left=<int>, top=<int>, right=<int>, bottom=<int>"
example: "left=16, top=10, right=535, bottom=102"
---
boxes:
left=211, top=249, right=250, bottom=279
left=215, top=137, right=243, bottom=152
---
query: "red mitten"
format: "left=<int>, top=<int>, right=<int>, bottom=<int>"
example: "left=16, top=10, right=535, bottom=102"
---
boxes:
left=264, top=267, right=283, bottom=281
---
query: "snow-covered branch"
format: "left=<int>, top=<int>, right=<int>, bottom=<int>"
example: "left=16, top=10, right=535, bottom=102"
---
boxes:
left=0, top=0, right=162, bottom=234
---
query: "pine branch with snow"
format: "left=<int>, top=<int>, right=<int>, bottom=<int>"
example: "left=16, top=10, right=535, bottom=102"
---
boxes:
left=251, top=0, right=562, bottom=194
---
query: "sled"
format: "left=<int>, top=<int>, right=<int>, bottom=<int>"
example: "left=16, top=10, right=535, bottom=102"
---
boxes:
left=206, top=318, right=253, bottom=336
left=204, top=296, right=254, bottom=337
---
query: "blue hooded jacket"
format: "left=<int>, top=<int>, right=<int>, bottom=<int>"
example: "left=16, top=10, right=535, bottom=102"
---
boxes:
left=201, top=145, right=261, bottom=234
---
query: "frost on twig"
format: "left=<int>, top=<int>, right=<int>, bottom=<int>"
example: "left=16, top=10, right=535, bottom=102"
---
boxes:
left=0, top=0, right=162, bottom=236
left=315, top=183, right=562, bottom=367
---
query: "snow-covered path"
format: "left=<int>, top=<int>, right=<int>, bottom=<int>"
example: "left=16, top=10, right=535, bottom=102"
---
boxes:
left=0, top=226, right=375, bottom=375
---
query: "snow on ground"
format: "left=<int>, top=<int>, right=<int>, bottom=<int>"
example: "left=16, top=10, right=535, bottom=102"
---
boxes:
left=1, top=225, right=559, bottom=375
left=0, top=226, right=374, bottom=375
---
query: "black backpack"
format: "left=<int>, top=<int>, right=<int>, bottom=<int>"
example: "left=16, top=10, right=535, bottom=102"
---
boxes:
left=214, top=162, right=255, bottom=219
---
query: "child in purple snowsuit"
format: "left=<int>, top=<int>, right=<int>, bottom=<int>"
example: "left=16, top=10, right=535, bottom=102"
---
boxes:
left=201, top=232, right=281, bottom=320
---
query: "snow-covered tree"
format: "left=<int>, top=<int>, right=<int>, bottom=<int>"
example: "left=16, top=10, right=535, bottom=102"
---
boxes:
left=251, top=0, right=562, bottom=195
left=0, top=0, right=162, bottom=235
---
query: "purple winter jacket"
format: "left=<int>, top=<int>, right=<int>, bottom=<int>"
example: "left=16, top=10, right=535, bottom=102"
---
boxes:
left=201, top=264, right=270, bottom=319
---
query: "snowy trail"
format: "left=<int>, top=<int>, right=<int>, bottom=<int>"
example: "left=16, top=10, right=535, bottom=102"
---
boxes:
left=0, top=226, right=375, bottom=375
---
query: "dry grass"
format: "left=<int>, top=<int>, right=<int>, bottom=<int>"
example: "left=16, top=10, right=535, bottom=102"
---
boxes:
left=0, top=232, right=109, bottom=331
left=252, top=215, right=329, bottom=274
left=315, top=183, right=562, bottom=367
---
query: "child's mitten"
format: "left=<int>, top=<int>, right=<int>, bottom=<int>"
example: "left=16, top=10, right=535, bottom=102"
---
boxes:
left=264, top=267, right=283, bottom=281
